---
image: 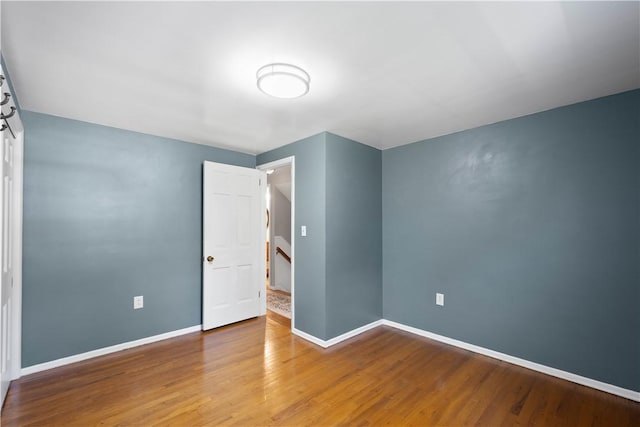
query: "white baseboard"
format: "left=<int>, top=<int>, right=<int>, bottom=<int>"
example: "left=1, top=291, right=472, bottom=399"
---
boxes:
left=19, top=318, right=640, bottom=403
left=291, top=328, right=327, bottom=347
left=381, top=319, right=640, bottom=402
left=292, top=320, right=383, bottom=348
left=21, top=325, right=202, bottom=376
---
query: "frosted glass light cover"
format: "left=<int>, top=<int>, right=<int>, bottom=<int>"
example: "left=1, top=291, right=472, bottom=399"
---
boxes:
left=257, top=63, right=310, bottom=99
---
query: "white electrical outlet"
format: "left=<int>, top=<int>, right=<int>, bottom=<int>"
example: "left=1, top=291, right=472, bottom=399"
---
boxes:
left=133, top=295, right=144, bottom=309
left=436, top=293, right=444, bottom=306
left=301, top=225, right=307, bottom=236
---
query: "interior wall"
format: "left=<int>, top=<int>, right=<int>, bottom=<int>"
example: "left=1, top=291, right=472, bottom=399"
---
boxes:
left=271, top=186, right=291, bottom=245
left=269, top=185, right=291, bottom=290
left=21, top=111, right=255, bottom=367
left=325, top=133, right=382, bottom=337
left=382, top=89, right=640, bottom=391
left=257, top=133, right=328, bottom=339
left=258, top=132, right=384, bottom=341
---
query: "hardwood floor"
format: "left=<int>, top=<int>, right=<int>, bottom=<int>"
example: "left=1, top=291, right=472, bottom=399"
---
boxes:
left=2, top=314, right=638, bottom=426
left=266, top=308, right=291, bottom=329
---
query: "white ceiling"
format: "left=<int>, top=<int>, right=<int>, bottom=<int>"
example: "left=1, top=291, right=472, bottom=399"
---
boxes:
left=2, top=1, right=638, bottom=154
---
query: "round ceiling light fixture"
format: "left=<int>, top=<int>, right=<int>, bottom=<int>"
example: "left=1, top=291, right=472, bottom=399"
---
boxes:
left=256, top=63, right=310, bottom=99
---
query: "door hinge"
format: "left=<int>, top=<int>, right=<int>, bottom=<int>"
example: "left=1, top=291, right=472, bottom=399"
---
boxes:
left=258, top=291, right=261, bottom=298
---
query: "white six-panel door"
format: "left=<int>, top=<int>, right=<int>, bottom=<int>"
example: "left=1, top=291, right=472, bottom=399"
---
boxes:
left=202, top=161, right=265, bottom=330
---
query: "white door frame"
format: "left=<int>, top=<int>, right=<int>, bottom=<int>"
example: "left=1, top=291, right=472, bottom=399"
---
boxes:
left=0, top=65, right=24, bottom=387
left=10, top=129, right=23, bottom=382
left=257, top=156, right=295, bottom=329
left=0, top=114, right=24, bottom=395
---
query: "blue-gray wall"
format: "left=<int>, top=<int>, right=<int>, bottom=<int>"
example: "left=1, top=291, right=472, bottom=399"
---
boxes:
left=258, top=132, right=383, bottom=340
left=258, top=134, right=328, bottom=339
left=22, top=111, right=254, bottom=367
left=382, top=90, right=640, bottom=391
left=326, top=133, right=382, bottom=338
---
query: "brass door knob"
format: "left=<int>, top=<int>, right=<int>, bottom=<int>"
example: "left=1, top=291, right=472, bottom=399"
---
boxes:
left=206, top=256, right=214, bottom=262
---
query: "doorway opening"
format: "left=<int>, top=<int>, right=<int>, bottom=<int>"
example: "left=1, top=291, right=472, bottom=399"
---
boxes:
left=257, top=157, right=294, bottom=329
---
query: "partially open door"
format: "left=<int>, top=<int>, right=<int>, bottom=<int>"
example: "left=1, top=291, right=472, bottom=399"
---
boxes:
left=202, top=161, right=265, bottom=330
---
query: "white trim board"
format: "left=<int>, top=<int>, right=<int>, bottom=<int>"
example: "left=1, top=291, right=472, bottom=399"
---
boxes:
left=19, top=318, right=640, bottom=402
left=292, top=319, right=639, bottom=402
left=292, top=320, right=383, bottom=349
left=21, top=325, right=202, bottom=376
left=380, top=320, right=640, bottom=403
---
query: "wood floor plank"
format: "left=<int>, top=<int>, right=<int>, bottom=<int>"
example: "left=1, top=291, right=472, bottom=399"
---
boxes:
left=2, top=314, right=638, bottom=426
